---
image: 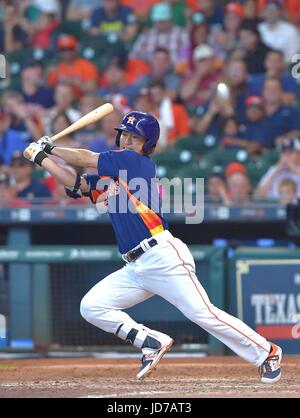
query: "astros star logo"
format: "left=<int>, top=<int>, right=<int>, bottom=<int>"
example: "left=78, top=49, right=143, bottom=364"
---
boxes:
left=127, top=116, right=136, bottom=125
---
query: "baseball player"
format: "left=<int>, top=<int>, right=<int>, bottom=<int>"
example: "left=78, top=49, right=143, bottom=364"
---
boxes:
left=24, top=111, right=282, bottom=383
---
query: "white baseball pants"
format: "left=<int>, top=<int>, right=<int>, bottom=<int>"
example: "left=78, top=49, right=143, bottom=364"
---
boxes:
left=80, top=230, right=270, bottom=367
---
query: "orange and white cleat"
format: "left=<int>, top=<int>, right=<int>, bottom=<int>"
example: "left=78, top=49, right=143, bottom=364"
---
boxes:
left=136, top=337, right=174, bottom=381
left=259, top=342, right=282, bottom=384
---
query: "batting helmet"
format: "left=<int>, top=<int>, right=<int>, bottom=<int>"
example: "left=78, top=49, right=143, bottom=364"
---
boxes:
left=115, top=111, right=160, bottom=155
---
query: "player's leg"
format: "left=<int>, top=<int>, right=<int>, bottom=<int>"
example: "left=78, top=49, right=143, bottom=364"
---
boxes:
left=139, top=231, right=281, bottom=382
left=80, top=264, right=173, bottom=369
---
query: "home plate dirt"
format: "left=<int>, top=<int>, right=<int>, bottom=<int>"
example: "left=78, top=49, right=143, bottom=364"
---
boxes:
left=0, top=356, right=299, bottom=398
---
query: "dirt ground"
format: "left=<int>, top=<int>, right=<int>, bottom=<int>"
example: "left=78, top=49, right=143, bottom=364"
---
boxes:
left=0, top=356, right=299, bottom=398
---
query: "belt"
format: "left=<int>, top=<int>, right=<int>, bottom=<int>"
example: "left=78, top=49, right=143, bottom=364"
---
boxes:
left=122, top=238, right=158, bottom=263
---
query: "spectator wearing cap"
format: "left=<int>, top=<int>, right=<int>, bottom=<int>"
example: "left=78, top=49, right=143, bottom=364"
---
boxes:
left=0, top=2, right=29, bottom=53
left=148, top=78, right=190, bottom=148
left=249, top=50, right=300, bottom=106
left=89, top=0, right=138, bottom=43
left=225, top=162, right=252, bottom=206
left=238, top=19, right=271, bottom=75
left=262, top=77, right=300, bottom=147
left=135, top=48, right=181, bottom=101
left=130, top=2, right=189, bottom=67
left=254, top=136, right=300, bottom=201
left=258, top=0, right=300, bottom=63
left=239, top=96, right=269, bottom=152
left=211, top=2, right=244, bottom=60
left=0, top=110, right=26, bottom=165
left=206, top=168, right=231, bottom=205
left=9, top=152, right=52, bottom=201
left=47, top=34, right=100, bottom=98
left=180, top=44, right=222, bottom=107
left=98, top=57, right=140, bottom=107
left=19, top=61, right=54, bottom=113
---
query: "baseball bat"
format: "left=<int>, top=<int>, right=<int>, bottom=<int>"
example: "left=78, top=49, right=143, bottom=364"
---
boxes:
left=51, top=102, right=114, bottom=142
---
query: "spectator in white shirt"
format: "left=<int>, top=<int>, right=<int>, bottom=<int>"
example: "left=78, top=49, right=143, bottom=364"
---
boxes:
left=258, top=0, right=300, bottom=63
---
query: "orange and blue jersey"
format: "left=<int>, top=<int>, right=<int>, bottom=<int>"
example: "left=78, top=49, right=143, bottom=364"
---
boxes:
left=85, top=149, right=168, bottom=254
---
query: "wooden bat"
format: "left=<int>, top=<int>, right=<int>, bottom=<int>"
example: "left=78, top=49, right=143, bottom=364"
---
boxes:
left=51, top=102, right=114, bottom=142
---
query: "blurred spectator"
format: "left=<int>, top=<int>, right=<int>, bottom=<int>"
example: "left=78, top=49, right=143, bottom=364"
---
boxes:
left=130, top=2, right=189, bottom=67
left=193, top=59, right=249, bottom=136
left=136, top=48, right=181, bottom=101
left=44, top=82, right=81, bottom=136
left=249, top=50, right=300, bottom=105
left=88, top=110, right=123, bottom=152
left=254, top=136, right=300, bottom=200
left=243, top=0, right=261, bottom=24
left=0, top=110, right=26, bottom=165
left=180, top=44, right=221, bottom=107
left=258, top=0, right=300, bottom=24
left=0, top=3, right=29, bottom=53
left=1, top=90, right=44, bottom=141
left=31, top=0, right=61, bottom=17
left=67, top=0, right=100, bottom=21
left=239, top=96, right=269, bottom=153
left=238, top=19, right=271, bottom=75
left=98, top=57, right=140, bottom=107
left=183, top=11, right=210, bottom=73
left=225, top=162, right=252, bottom=205
left=278, top=178, right=298, bottom=205
left=89, top=0, right=138, bottom=43
left=74, top=94, right=105, bottom=148
left=19, top=61, right=55, bottom=113
left=28, top=11, right=60, bottom=49
left=263, top=77, right=300, bottom=147
left=9, top=151, right=52, bottom=200
left=210, top=2, right=244, bottom=60
left=188, top=0, right=224, bottom=28
left=206, top=168, right=230, bottom=204
left=148, top=78, right=190, bottom=148
left=47, top=34, right=100, bottom=98
left=258, top=0, right=300, bottom=63
left=219, top=115, right=241, bottom=148
left=133, top=88, right=156, bottom=114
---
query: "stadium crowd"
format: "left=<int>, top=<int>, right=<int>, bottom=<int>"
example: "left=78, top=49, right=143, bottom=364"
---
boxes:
left=1, top=0, right=300, bottom=206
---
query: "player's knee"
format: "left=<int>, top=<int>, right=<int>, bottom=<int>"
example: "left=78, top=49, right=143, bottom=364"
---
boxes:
left=80, top=296, right=95, bottom=323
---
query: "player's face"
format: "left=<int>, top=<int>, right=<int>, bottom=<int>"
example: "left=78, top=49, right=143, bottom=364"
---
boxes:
left=120, top=131, right=145, bottom=154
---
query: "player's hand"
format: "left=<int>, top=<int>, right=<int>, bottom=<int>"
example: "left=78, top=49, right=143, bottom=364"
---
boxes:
left=37, top=136, right=55, bottom=154
left=23, top=142, right=48, bottom=166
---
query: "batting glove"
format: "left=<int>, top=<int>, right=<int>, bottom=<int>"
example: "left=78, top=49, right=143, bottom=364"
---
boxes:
left=23, top=142, right=48, bottom=166
left=37, top=135, right=55, bottom=154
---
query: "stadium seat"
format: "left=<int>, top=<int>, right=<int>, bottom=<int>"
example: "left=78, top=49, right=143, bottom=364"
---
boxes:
left=53, top=20, right=84, bottom=40
left=204, top=148, right=251, bottom=169
left=174, top=134, right=218, bottom=154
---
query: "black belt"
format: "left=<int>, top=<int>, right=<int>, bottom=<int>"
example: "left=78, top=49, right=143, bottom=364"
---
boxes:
left=122, top=238, right=158, bottom=263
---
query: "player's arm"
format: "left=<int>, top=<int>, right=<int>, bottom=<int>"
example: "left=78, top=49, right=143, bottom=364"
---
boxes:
left=51, top=147, right=99, bottom=169
left=23, top=142, right=90, bottom=195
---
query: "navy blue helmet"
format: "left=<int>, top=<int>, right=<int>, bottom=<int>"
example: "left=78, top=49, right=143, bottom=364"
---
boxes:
left=115, top=111, right=160, bottom=155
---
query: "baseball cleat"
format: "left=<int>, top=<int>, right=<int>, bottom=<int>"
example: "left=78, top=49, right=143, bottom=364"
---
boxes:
left=259, top=342, right=282, bottom=384
left=136, top=338, right=174, bottom=381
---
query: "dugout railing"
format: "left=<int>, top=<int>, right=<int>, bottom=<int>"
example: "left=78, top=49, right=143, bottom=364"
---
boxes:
left=0, top=245, right=226, bottom=355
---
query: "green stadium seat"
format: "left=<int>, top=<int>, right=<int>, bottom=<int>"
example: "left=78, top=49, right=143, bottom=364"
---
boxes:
left=204, top=148, right=251, bottom=169
left=53, top=20, right=84, bottom=40
left=174, top=134, right=218, bottom=153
